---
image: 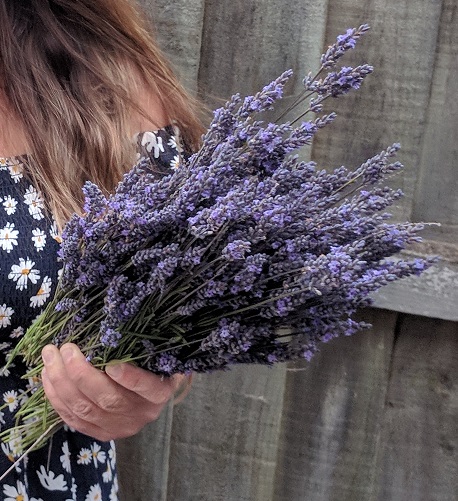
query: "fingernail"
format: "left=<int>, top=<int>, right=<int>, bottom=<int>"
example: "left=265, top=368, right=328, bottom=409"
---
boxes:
left=42, top=346, right=55, bottom=365
left=106, top=363, right=123, bottom=379
left=60, top=345, right=74, bottom=363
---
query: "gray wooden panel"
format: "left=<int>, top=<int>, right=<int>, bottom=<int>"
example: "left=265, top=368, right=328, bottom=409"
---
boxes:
left=166, top=366, right=287, bottom=501
left=312, top=0, right=443, bottom=222
left=375, top=314, right=458, bottom=501
left=412, top=0, right=458, bottom=228
left=198, top=0, right=329, bottom=108
left=138, top=0, right=206, bottom=90
left=273, top=309, right=397, bottom=501
left=372, top=249, right=458, bottom=321
left=117, top=404, right=174, bottom=501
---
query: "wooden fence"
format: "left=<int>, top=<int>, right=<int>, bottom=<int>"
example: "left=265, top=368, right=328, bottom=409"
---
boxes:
left=117, top=0, right=458, bottom=499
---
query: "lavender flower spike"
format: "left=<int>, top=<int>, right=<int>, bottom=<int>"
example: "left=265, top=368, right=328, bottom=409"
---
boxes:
left=321, top=24, right=371, bottom=68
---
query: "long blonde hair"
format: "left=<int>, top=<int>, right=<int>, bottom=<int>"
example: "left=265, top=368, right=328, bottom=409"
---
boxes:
left=0, top=0, right=203, bottom=226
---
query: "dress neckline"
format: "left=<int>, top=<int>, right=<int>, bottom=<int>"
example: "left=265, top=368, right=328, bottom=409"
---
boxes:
left=0, top=125, right=174, bottom=166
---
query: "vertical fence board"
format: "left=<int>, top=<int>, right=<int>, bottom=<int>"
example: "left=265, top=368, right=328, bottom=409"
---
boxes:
left=375, top=315, right=458, bottom=500
left=137, top=0, right=206, bottom=91
left=117, top=405, right=174, bottom=501
left=412, top=0, right=458, bottom=228
left=273, top=309, right=397, bottom=501
left=312, top=0, right=443, bottom=222
left=167, top=366, right=287, bottom=501
left=198, top=0, right=329, bottom=108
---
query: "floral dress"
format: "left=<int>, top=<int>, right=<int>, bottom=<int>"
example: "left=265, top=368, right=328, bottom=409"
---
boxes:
left=0, top=126, right=182, bottom=501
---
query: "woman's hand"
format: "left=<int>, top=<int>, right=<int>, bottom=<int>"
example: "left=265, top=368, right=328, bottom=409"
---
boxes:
left=41, top=343, right=183, bottom=442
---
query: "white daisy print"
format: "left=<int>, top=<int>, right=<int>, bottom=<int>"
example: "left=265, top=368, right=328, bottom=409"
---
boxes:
left=9, top=326, right=24, bottom=339
left=36, top=465, right=68, bottom=491
left=170, top=154, right=181, bottom=170
left=109, top=476, right=119, bottom=501
left=32, top=228, right=46, bottom=251
left=0, top=222, right=18, bottom=253
left=0, top=409, right=5, bottom=428
left=3, top=195, right=17, bottom=215
left=26, top=375, right=41, bottom=394
left=1, top=441, right=15, bottom=462
left=108, top=441, right=116, bottom=468
left=68, top=477, right=78, bottom=501
left=77, top=447, right=92, bottom=465
left=6, top=430, right=23, bottom=456
left=30, top=276, right=52, bottom=308
left=167, top=136, right=178, bottom=150
left=60, top=441, right=71, bottom=473
left=141, top=131, right=164, bottom=158
left=8, top=257, right=40, bottom=290
left=3, top=480, right=28, bottom=501
left=85, top=484, right=102, bottom=501
left=24, top=185, right=44, bottom=220
left=8, top=163, right=23, bottom=182
left=0, top=342, right=10, bottom=351
left=91, top=442, right=106, bottom=468
left=0, top=362, right=14, bottom=378
left=0, top=304, right=14, bottom=328
left=171, top=125, right=185, bottom=152
left=102, top=461, right=113, bottom=483
left=50, top=220, right=62, bottom=243
left=3, top=390, right=19, bottom=412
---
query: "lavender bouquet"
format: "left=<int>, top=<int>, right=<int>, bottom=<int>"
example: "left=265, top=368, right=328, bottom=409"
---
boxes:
left=2, top=25, right=434, bottom=452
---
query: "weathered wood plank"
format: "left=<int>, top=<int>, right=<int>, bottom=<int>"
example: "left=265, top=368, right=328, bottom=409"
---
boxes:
left=137, top=0, right=206, bottom=90
left=372, top=249, right=458, bottom=321
left=117, top=403, right=174, bottom=501
left=311, top=0, right=443, bottom=222
left=166, top=366, right=287, bottom=501
left=411, top=0, right=458, bottom=227
left=198, top=0, right=329, bottom=109
left=273, top=308, right=398, bottom=501
left=374, top=314, right=458, bottom=501
left=373, top=0, right=458, bottom=320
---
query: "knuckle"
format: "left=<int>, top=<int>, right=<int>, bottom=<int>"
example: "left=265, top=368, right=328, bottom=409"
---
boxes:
left=56, top=408, right=79, bottom=428
left=97, top=393, right=124, bottom=413
left=71, top=399, right=94, bottom=419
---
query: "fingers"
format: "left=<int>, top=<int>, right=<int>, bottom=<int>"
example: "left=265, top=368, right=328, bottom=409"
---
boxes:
left=105, top=360, right=175, bottom=405
left=41, top=368, right=115, bottom=442
left=41, top=344, right=168, bottom=440
left=42, top=344, right=143, bottom=417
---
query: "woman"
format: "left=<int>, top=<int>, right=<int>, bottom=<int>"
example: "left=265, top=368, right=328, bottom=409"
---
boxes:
left=0, top=0, right=202, bottom=498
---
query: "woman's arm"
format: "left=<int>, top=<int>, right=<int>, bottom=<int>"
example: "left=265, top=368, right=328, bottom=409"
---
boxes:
left=41, top=343, right=184, bottom=441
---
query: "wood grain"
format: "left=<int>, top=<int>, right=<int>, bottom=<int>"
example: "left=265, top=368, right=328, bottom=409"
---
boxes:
left=273, top=309, right=397, bottom=501
left=312, top=0, right=443, bottom=222
left=117, top=404, right=174, bottom=501
left=137, top=0, right=206, bottom=90
left=374, top=314, right=458, bottom=501
left=166, top=365, right=287, bottom=501
left=412, top=0, right=458, bottom=227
